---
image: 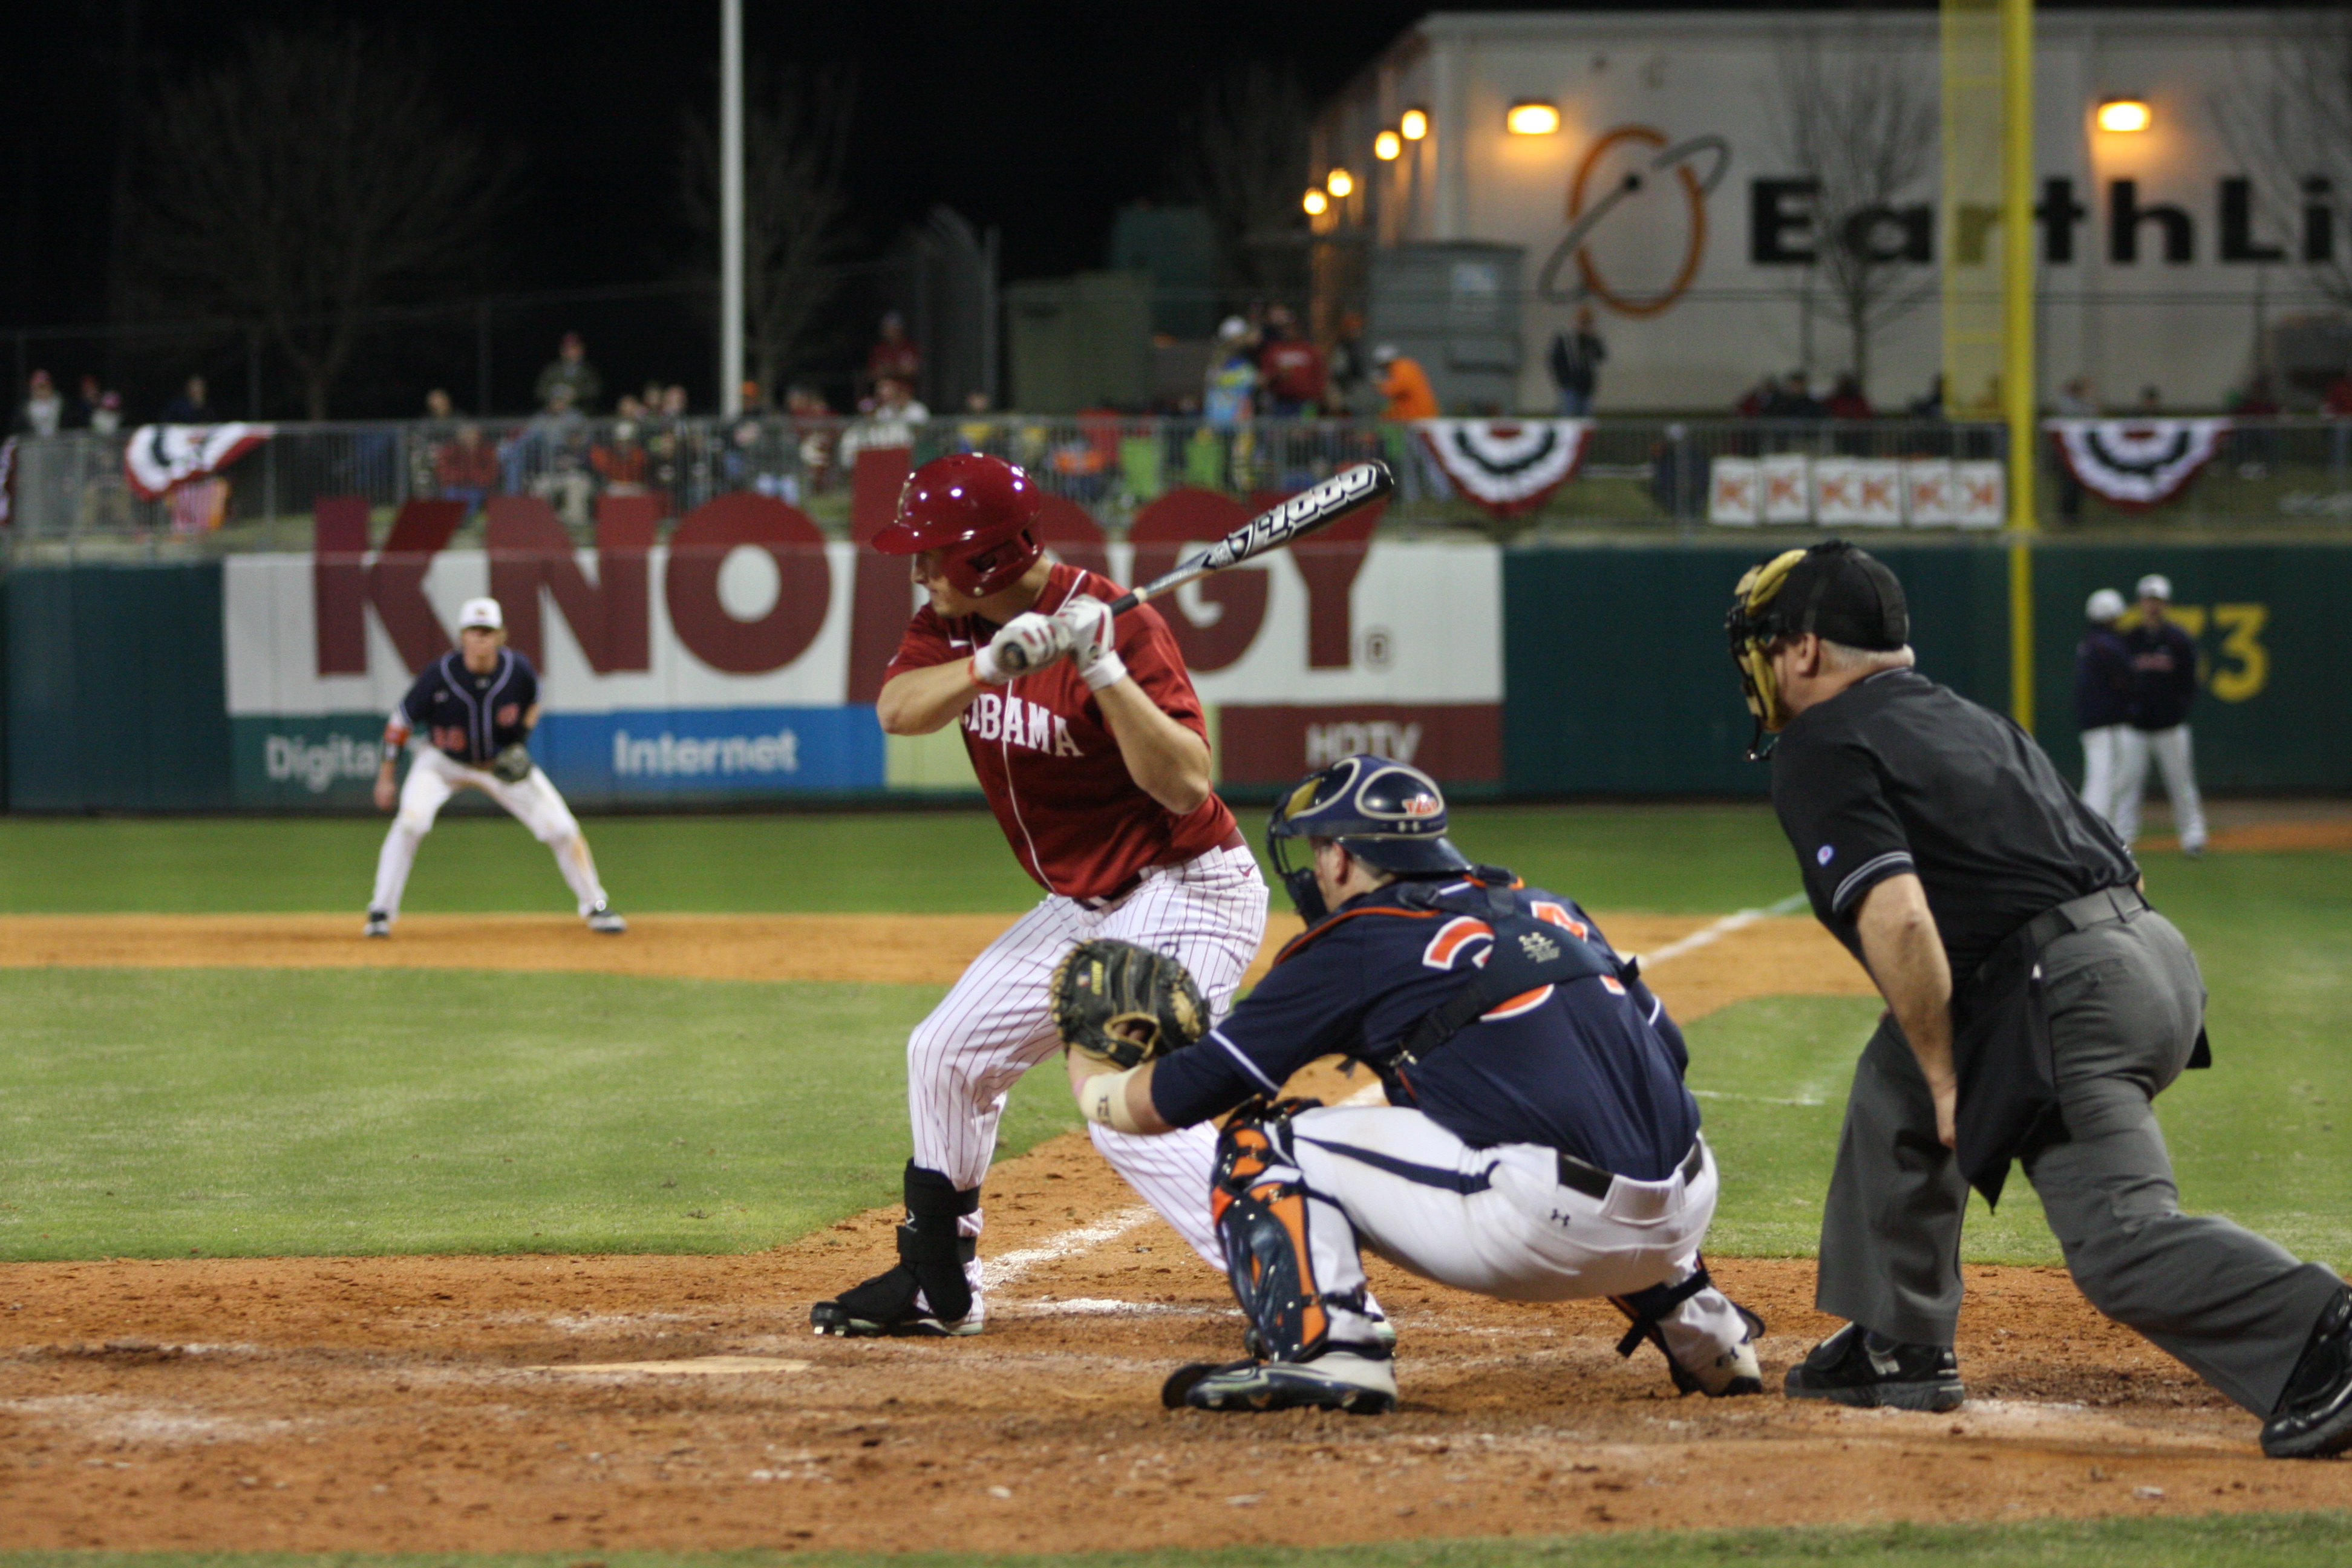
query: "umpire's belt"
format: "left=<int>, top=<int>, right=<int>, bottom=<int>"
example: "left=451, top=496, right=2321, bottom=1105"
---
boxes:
left=2007, top=884, right=2148, bottom=956
left=1555, top=1137, right=1705, bottom=1204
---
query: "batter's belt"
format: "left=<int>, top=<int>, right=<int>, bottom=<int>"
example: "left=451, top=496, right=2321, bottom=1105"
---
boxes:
left=1073, top=828, right=1249, bottom=910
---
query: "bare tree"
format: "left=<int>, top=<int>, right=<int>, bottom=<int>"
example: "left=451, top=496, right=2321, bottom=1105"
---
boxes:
left=684, top=65, right=858, bottom=405
left=2212, top=16, right=2352, bottom=309
left=1169, top=64, right=1313, bottom=299
left=1764, top=27, right=1940, bottom=393
left=127, top=27, right=504, bottom=419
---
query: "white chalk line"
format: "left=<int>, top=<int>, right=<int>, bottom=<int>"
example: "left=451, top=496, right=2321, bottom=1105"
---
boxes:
left=1002, top=893, right=1816, bottom=1288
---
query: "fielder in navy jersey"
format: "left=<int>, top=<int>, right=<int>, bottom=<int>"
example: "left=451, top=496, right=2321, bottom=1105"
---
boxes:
left=365, top=595, right=624, bottom=936
left=1068, top=755, right=1763, bottom=1414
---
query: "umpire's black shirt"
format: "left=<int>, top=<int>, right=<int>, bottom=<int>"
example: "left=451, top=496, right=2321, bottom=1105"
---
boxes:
left=1770, top=667, right=2138, bottom=988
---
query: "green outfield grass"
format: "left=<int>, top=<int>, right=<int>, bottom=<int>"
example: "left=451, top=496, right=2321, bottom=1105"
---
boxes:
left=11, top=1513, right=2352, bottom=1568
left=0, top=809, right=2344, bottom=1270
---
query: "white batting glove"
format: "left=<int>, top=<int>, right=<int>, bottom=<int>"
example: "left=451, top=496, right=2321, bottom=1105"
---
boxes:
left=1056, top=594, right=1129, bottom=691
left=970, top=611, right=1070, bottom=685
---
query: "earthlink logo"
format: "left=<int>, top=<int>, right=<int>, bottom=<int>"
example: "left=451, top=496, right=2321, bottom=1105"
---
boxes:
left=1538, top=125, right=1731, bottom=318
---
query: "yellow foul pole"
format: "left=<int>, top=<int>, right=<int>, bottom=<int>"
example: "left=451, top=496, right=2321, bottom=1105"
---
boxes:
left=2002, top=0, right=2037, bottom=730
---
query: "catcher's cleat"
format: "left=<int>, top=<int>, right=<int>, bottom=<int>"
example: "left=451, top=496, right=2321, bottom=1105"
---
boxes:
left=586, top=903, right=627, bottom=935
left=1783, top=1322, right=1964, bottom=1412
left=363, top=910, right=391, bottom=938
left=1611, top=1275, right=1765, bottom=1397
left=1174, top=1349, right=1397, bottom=1414
left=2262, top=1287, right=2352, bottom=1459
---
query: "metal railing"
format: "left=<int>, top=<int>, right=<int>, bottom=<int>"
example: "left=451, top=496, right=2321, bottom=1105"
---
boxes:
left=11, top=413, right=2345, bottom=560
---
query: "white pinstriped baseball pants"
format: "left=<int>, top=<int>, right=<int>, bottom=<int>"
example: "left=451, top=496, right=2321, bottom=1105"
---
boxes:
left=906, top=843, right=1268, bottom=1278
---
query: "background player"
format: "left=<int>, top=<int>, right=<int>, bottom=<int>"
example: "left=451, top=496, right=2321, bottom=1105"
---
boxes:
left=2111, top=572, right=2209, bottom=856
left=365, top=596, right=626, bottom=937
left=1065, top=756, right=1762, bottom=1414
left=2073, top=587, right=2131, bottom=828
left=810, top=452, right=1269, bottom=1338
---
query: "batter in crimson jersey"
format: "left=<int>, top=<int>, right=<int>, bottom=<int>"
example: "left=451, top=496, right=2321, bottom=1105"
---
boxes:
left=812, top=451, right=1269, bottom=1338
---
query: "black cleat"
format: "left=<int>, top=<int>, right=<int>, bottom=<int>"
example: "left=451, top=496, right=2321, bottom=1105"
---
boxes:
left=2262, top=1288, right=2352, bottom=1459
left=810, top=1256, right=979, bottom=1339
left=1175, top=1351, right=1397, bottom=1414
left=1783, top=1322, right=1964, bottom=1412
left=363, top=910, right=391, bottom=938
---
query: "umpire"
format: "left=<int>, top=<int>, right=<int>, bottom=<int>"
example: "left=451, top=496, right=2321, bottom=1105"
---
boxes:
left=1723, top=540, right=2352, bottom=1459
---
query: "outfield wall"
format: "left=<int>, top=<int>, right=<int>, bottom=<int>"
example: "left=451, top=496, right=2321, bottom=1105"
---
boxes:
left=5, top=531, right=2346, bottom=811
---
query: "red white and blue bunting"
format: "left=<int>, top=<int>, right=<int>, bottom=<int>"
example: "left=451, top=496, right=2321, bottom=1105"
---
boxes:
left=2048, top=419, right=2229, bottom=510
left=1416, top=419, right=1593, bottom=517
left=125, top=422, right=273, bottom=501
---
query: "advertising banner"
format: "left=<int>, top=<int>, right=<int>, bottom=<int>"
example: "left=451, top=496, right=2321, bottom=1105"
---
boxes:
left=221, top=488, right=1504, bottom=808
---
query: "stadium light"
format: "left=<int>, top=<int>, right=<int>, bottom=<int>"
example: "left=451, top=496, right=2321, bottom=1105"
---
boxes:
left=1303, top=189, right=1329, bottom=216
left=1400, top=107, right=1429, bottom=140
left=1506, top=100, right=1561, bottom=136
left=2097, top=98, right=2151, bottom=133
left=1374, top=129, right=1402, bottom=161
left=1327, top=168, right=1355, bottom=198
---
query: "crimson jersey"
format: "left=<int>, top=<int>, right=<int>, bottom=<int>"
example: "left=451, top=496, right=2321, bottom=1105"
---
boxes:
left=886, top=563, right=1240, bottom=899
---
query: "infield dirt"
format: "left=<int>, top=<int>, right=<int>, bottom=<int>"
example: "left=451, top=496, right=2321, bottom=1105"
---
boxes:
left=0, top=906, right=2344, bottom=1553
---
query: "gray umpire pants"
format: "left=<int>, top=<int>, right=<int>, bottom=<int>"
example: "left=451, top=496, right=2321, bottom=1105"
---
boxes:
left=1815, top=906, right=2344, bottom=1416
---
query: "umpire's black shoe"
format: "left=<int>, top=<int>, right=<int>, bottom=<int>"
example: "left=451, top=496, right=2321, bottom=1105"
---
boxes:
left=1783, top=1322, right=1964, bottom=1412
left=2262, top=1288, right=2352, bottom=1459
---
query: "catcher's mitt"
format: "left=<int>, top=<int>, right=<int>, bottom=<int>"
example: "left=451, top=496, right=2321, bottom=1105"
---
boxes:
left=1050, top=938, right=1207, bottom=1072
left=490, top=742, right=533, bottom=783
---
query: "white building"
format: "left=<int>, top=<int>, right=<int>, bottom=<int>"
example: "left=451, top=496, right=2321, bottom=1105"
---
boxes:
left=1312, top=9, right=2347, bottom=413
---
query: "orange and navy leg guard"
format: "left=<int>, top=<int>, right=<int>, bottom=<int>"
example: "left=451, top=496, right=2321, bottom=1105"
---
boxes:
left=1211, top=1102, right=1371, bottom=1364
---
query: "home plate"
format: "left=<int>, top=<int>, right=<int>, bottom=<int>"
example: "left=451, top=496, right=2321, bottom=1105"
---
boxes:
left=537, top=1356, right=814, bottom=1376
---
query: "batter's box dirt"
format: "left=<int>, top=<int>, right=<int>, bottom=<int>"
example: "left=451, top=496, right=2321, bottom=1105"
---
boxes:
left=0, top=1130, right=2341, bottom=1556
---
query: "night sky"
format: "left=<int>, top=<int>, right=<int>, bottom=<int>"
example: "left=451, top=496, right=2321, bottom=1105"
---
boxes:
left=1, top=1, right=2290, bottom=412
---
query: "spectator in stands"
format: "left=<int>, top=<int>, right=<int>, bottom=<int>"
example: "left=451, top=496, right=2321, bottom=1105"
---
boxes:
left=423, top=388, right=457, bottom=422
left=88, top=391, right=122, bottom=437
left=786, top=383, right=837, bottom=494
left=1204, top=316, right=1258, bottom=431
left=1546, top=306, right=1608, bottom=416
left=11, top=370, right=64, bottom=437
left=661, top=384, right=689, bottom=418
left=434, top=423, right=501, bottom=516
left=1649, top=422, right=1701, bottom=520
left=1258, top=305, right=1327, bottom=417
left=2054, top=376, right=2097, bottom=523
left=1765, top=370, right=1823, bottom=419
left=2324, top=365, right=2352, bottom=476
left=2136, top=384, right=2163, bottom=413
left=504, top=382, right=586, bottom=503
left=591, top=419, right=653, bottom=494
left=162, top=373, right=212, bottom=424
left=865, top=311, right=921, bottom=404
left=1371, top=343, right=1447, bottom=503
left=1327, top=310, right=1370, bottom=415
left=1907, top=374, right=1945, bottom=420
left=839, top=374, right=930, bottom=465
left=66, top=374, right=107, bottom=430
left=1824, top=373, right=1872, bottom=420
left=535, top=332, right=602, bottom=413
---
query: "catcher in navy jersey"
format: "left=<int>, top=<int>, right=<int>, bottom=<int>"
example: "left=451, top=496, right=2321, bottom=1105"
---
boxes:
left=364, top=596, right=624, bottom=937
left=1063, top=754, right=1763, bottom=1413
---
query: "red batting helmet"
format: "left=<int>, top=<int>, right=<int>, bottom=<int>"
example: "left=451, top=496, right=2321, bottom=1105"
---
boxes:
left=874, top=452, right=1045, bottom=598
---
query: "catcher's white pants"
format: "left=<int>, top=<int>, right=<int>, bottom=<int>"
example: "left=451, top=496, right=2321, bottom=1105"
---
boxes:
left=1275, top=1105, right=1749, bottom=1379
left=2110, top=724, right=2208, bottom=851
left=906, top=843, right=1268, bottom=1290
left=368, top=745, right=609, bottom=919
left=2079, top=723, right=2125, bottom=828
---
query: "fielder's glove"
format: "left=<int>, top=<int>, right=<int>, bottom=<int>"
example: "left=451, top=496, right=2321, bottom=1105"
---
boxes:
left=1050, top=938, right=1207, bottom=1072
left=490, top=742, right=534, bottom=783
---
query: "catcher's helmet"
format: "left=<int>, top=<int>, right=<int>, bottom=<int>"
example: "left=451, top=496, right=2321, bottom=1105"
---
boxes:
left=1267, top=754, right=1471, bottom=921
left=873, top=451, right=1046, bottom=598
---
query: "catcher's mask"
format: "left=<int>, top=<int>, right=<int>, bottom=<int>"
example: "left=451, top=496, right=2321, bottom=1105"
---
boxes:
left=1724, top=540, right=1909, bottom=760
left=1267, top=754, right=1471, bottom=922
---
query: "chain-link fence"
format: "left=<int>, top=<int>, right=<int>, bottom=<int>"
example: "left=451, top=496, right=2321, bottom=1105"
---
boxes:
left=14, top=413, right=2352, bottom=561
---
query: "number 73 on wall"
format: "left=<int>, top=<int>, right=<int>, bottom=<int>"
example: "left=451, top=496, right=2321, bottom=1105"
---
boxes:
left=2144, top=603, right=2269, bottom=703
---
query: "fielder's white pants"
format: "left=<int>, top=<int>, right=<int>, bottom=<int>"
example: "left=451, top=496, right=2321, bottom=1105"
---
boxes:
left=906, top=843, right=1269, bottom=1286
left=1276, top=1105, right=1749, bottom=1376
left=2079, top=724, right=2125, bottom=828
left=368, top=745, right=610, bottom=919
left=2110, top=724, right=2209, bottom=851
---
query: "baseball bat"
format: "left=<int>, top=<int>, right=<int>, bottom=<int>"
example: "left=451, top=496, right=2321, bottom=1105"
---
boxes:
left=996, top=459, right=1396, bottom=674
